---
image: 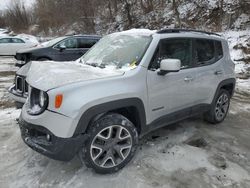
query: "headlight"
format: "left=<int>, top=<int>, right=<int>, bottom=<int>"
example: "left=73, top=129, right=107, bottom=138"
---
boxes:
left=27, top=87, right=48, bottom=115
left=39, top=90, right=46, bottom=107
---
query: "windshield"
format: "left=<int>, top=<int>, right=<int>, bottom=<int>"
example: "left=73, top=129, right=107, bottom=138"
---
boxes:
left=80, top=34, right=152, bottom=69
left=41, top=37, right=67, bottom=47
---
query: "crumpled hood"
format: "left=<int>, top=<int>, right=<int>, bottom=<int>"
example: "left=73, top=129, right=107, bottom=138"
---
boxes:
left=26, top=61, right=124, bottom=91
left=16, top=62, right=32, bottom=76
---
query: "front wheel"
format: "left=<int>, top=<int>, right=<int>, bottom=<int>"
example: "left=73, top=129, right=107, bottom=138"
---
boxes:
left=79, top=113, right=138, bottom=174
left=204, top=89, right=230, bottom=124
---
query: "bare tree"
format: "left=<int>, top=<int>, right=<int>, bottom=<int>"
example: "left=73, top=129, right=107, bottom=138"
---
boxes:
left=123, top=0, right=133, bottom=28
left=140, top=0, right=154, bottom=14
left=172, top=0, right=181, bottom=27
left=4, top=0, right=32, bottom=32
left=219, top=0, right=224, bottom=31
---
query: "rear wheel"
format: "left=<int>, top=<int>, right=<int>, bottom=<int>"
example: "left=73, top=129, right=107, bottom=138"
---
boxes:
left=204, top=89, right=230, bottom=124
left=79, top=113, right=138, bottom=174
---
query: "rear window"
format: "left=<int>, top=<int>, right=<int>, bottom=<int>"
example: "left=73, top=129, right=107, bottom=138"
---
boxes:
left=195, top=39, right=215, bottom=65
left=12, top=38, right=25, bottom=43
left=78, top=38, right=98, bottom=48
left=215, top=41, right=223, bottom=60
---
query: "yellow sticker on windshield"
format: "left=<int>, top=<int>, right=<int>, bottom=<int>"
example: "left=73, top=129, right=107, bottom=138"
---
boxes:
left=130, top=60, right=137, bottom=69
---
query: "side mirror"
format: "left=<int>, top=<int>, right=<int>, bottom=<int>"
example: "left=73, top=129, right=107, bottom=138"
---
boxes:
left=58, top=45, right=66, bottom=52
left=157, top=59, right=181, bottom=75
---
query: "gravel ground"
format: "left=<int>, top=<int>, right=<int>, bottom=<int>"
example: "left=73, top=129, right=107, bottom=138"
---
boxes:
left=0, top=57, right=250, bottom=188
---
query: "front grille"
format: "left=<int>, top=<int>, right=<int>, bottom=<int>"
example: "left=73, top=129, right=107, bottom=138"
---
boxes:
left=16, top=76, right=23, bottom=93
left=24, top=80, right=28, bottom=94
left=15, top=76, right=28, bottom=95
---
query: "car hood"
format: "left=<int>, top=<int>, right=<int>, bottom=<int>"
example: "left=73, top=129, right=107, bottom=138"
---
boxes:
left=16, top=62, right=31, bottom=77
left=26, top=61, right=125, bottom=91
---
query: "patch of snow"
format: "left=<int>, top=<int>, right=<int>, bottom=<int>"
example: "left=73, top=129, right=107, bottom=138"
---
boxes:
left=207, top=0, right=218, bottom=9
left=26, top=61, right=124, bottom=91
left=233, top=14, right=250, bottom=29
left=0, top=108, right=20, bottom=125
left=15, top=34, right=39, bottom=45
left=222, top=30, right=250, bottom=74
left=114, top=29, right=156, bottom=36
left=237, top=79, right=250, bottom=94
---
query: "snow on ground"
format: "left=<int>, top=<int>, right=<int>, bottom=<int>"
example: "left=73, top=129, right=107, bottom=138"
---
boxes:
left=223, top=30, right=250, bottom=76
left=0, top=30, right=250, bottom=187
left=0, top=57, right=17, bottom=109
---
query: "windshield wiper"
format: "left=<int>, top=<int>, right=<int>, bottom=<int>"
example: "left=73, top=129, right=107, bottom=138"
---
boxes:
left=85, top=62, right=105, bottom=69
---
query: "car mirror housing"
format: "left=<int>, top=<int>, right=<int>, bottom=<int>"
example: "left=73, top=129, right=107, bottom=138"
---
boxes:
left=58, top=45, right=66, bottom=51
left=158, top=59, right=181, bottom=75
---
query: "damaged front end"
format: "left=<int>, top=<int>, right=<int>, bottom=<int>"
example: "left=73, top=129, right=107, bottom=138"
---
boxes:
left=18, top=115, right=88, bottom=161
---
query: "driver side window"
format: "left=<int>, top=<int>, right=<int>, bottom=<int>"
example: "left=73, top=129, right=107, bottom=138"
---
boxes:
left=150, top=38, right=192, bottom=70
left=55, top=38, right=77, bottom=49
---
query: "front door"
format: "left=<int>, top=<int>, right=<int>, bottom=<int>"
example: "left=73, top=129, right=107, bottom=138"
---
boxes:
left=147, top=38, right=198, bottom=123
left=52, top=37, right=80, bottom=61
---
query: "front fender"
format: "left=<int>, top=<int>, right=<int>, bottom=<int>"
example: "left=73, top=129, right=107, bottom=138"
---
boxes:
left=74, top=98, right=146, bottom=136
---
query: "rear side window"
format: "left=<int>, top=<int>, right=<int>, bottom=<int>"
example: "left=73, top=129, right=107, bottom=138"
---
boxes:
left=78, top=38, right=98, bottom=48
left=195, top=39, right=215, bottom=66
left=12, top=38, right=25, bottom=43
left=215, top=41, right=223, bottom=60
left=150, top=38, right=192, bottom=70
left=0, top=38, right=11, bottom=43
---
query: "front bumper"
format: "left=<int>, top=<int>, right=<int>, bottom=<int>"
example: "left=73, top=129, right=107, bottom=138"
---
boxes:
left=8, top=85, right=27, bottom=104
left=18, top=115, right=88, bottom=161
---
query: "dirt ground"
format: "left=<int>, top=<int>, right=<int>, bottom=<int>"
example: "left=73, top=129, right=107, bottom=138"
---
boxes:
left=0, top=57, right=250, bottom=188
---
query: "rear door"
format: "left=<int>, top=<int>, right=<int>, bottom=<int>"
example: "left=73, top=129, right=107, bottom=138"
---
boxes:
left=193, top=39, right=224, bottom=104
left=76, top=37, right=99, bottom=56
left=147, top=38, right=198, bottom=123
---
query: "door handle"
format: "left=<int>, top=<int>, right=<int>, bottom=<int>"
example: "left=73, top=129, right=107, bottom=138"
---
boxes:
left=184, top=76, right=193, bottom=82
left=214, top=70, right=223, bottom=75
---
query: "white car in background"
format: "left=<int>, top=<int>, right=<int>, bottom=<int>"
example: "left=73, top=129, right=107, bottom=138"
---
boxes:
left=0, top=36, right=38, bottom=56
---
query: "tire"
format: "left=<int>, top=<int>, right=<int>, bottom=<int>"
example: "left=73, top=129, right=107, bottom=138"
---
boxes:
left=79, top=113, right=138, bottom=174
left=204, top=89, right=230, bottom=124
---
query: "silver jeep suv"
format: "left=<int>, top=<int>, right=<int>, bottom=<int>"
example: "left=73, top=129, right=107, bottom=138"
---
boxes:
left=18, top=29, right=235, bottom=174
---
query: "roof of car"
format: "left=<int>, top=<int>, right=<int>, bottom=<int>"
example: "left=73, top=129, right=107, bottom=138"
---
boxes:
left=109, top=29, right=223, bottom=40
left=66, top=34, right=101, bottom=39
left=156, top=28, right=221, bottom=37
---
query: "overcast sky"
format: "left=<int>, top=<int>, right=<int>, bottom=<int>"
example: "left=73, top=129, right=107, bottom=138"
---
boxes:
left=0, top=0, right=35, bottom=11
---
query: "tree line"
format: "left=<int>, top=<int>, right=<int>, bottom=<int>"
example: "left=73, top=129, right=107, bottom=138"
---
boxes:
left=0, top=0, right=249, bottom=36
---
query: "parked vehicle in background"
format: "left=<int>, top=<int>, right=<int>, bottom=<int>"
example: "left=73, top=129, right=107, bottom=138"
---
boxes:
left=8, top=35, right=101, bottom=108
left=0, top=28, right=9, bottom=35
left=15, top=35, right=101, bottom=67
left=8, top=63, right=31, bottom=108
left=18, top=29, right=235, bottom=174
left=0, top=36, right=38, bottom=56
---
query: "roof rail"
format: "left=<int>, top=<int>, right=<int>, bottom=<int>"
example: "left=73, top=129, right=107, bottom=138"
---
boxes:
left=156, top=28, right=221, bottom=37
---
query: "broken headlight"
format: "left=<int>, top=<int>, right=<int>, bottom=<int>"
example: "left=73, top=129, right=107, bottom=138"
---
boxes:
left=27, top=86, right=48, bottom=115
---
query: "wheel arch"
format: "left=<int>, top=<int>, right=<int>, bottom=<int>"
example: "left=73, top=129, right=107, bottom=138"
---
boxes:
left=74, top=98, right=146, bottom=136
left=213, top=78, right=236, bottom=103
